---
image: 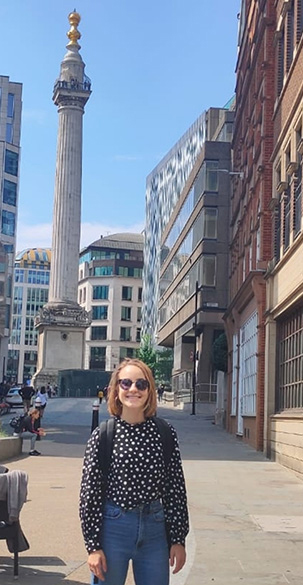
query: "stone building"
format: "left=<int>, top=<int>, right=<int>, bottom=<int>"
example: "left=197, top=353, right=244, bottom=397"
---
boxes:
left=224, top=0, right=275, bottom=449
left=78, top=233, right=143, bottom=372
left=265, top=0, right=303, bottom=475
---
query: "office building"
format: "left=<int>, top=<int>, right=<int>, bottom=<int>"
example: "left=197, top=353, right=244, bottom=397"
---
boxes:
left=0, top=75, right=22, bottom=380
left=78, top=233, right=143, bottom=372
left=157, top=107, right=234, bottom=406
left=8, top=248, right=51, bottom=383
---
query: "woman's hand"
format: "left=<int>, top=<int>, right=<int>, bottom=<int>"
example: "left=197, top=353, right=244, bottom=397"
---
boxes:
left=88, top=550, right=107, bottom=581
left=38, top=428, right=46, bottom=436
left=170, top=543, right=186, bottom=574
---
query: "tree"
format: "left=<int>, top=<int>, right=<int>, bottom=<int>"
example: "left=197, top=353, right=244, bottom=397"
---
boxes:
left=136, top=335, right=157, bottom=374
left=155, top=348, right=173, bottom=383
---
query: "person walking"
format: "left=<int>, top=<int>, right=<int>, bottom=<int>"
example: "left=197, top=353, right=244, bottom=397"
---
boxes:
left=35, top=386, right=48, bottom=417
left=80, top=358, right=189, bottom=585
left=19, top=384, right=35, bottom=413
left=17, top=407, right=46, bottom=456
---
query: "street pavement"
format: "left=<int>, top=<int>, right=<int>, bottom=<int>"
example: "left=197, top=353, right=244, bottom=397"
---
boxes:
left=1, top=398, right=303, bottom=584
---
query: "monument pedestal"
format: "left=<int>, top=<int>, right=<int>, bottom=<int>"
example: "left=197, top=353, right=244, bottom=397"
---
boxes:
left=33, top=303, right=91, bottom=388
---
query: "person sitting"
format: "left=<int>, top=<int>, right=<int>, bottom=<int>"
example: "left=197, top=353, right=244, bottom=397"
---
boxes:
left=17, top=408, right=46, bottom=456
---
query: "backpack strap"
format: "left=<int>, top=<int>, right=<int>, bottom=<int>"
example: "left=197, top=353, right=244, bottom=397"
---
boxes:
left=151, top=416, right=174, bottom=468
left=98, top=418, right=116, bottom=479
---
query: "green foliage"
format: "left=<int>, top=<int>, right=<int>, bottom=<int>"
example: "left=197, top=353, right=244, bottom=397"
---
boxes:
left=155, top=348, right=173, bottom=383
left=136, top=335, right=157, bottom=374
left=212, top=333, right=228, bottom=372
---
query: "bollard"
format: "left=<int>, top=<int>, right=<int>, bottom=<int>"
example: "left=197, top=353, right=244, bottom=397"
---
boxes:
left=91, top=400, right=100, bottom=434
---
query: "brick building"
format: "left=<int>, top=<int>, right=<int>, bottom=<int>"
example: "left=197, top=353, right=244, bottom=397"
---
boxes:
left=265, top=0, right=303, bottom=475
left=224, top=0, right=275, bottom=449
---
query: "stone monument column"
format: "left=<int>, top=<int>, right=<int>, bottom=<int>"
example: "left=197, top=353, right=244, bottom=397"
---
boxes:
left=33, top=12, right=91, bottom=388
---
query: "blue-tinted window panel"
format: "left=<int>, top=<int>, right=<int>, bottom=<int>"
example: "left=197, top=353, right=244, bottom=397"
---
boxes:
left=6, top=123, right=13, bottom=143
left=5, top=150, right=18, bottom=176
left=3, top=180, right=17, bottom=206
left=4, top=244, right=14, bottom=253
left=7, top=93, right=14, bottom=118
left=2, top=210, right=15, bottom=236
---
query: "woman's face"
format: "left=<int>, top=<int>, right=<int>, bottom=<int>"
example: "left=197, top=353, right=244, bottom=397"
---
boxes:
left=117, top=364, right=149, bottom=414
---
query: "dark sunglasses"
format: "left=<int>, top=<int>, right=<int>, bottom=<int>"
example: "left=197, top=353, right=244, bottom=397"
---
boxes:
left=118, top=378, right=149, bottom=391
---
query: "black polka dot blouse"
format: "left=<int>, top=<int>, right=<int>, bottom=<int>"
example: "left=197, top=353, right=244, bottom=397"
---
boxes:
left=79, top=417, right=189, bottom=553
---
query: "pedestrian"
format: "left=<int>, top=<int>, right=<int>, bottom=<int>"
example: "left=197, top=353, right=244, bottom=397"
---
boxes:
left=102, top=385, right=108, bottom=401
left=157, top=383, right=165, bottom=403
left=18, top=384, right=35, bottom=413
left=80, top=358, right=189, bottom=585
left=35, top=386, right=48, bottom=417
left=47, top=382, right=53, bottom=399
left=17, top=407, right=46, bottom=456
left=97, top=387, right=104, bottom=405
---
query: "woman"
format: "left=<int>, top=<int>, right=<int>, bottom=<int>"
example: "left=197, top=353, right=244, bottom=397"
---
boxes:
left=35, top=386, right=48, bottom=417
left=80, top=358, right=189, bottom=585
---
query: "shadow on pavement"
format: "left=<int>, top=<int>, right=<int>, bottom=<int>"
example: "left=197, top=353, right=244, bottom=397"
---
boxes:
left=0, top=556, right=86, bottom=584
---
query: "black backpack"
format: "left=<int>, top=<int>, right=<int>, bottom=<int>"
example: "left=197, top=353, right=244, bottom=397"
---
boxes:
left=98, top=416, right=174, bottom=480
left=9, top=414, right=26, bottom=434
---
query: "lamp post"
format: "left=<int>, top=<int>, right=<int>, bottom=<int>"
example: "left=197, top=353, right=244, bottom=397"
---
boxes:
left=192, top=280, right=205, bottom=415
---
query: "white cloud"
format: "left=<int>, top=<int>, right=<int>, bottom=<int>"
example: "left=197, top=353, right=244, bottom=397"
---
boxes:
left=16, top=220, right=145, bottom=254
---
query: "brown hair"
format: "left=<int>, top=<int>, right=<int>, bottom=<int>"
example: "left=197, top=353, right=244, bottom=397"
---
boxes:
left=29, top=408, right=40, bottom=417
left=107, top=358, right=157, bottom=418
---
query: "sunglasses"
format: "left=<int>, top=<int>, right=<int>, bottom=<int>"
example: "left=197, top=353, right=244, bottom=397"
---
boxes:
left=118, top=378, right=149, bottom=391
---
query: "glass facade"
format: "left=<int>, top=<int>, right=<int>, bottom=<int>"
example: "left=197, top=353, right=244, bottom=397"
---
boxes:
left=5, top=149, right=18, bottom=176
left=1, top=210, right=15, bottom=236
left=159, top=256, right=216, bottom=327
left=92, top=305, right=108, bottom=320
left=93, top=285, right=109, bottom=300
left=3, top=179, right=17, bottom=206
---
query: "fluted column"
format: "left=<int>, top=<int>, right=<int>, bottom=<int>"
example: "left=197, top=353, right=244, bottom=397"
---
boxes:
left=49, top=103, right=83, bottom=304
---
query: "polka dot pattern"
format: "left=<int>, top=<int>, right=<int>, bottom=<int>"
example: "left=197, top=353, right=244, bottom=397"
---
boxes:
left=79, top=417, right=189, bottom=553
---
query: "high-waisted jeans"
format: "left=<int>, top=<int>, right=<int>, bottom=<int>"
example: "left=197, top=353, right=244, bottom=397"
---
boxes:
left=91, top=500, right=169, bottom=585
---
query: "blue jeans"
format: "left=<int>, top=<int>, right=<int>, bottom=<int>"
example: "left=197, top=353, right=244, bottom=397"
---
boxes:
left=91, top=500, right=169, bottom=585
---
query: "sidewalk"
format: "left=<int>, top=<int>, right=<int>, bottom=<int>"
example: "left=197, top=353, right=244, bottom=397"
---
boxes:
left=1, top=402, right=303, bottom=584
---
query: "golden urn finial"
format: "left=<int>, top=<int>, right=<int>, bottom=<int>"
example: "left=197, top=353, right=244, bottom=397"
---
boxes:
left=67, top=10, right=81, bottom=48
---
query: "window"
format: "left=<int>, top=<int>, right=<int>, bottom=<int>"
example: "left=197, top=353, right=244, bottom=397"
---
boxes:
left=120, top=327, right=131, bottom=341
left=201, top=160, right=219, bottom=192
left=138, top=287, right=142, bottom=302
left=93, top=266, right=113, bottom=276
left=137, top=306, right=142, bottom=322
left=79, top=289, right=82, bottom=303
left=136, top=328, right=141, bottom=342
left=201, top=256, right=216, bottom=286
left=118, top=266, right=128, bottom=277
left=120, top=347, right=135, bottom=361
left=2, top=210, right=15, bottom=236
left=122, top=286, right=132, bottom=301
left=92, top=305, right=108, bottom=320
left=15, top=269, right=24, bottom=283
left=90, top=347, right=106, bottom=370
left=278, top=305, right=303, bottom=409
left=93, top=285, right=109, bottom=300
left=83, top=287, right=86, bottom=302
left=121, top=306, right=132, bottom=321
left=91, top=326, right=107, bottom=340
left=3, top=180, right=17, bottom=206
left=28, top=270, right=50, bottom=285
left=5, top=150, right=18, bottom=176
left=7, top=93, right=14, bottom=118
left=231, top=334, right=238, bottom=415
left=6, top=123, right=13, bottom=143
left=202, top=208, right=218, bottom=239
left=239, top=312, right=258, bottom=415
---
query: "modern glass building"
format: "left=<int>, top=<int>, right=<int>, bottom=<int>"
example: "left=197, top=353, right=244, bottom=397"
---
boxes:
left=8, top=248, right=51, bottom=383
left=144, top=105, right=234, bottom=410
left=78, top=233, right=143, bottom=372
left=142, top=110, right=209, bottom=343
left=0, top=76, right=22, bottom=380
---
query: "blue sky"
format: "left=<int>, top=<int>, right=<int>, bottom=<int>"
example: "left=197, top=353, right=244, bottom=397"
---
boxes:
left=1, top=0, right=240, bottom=252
